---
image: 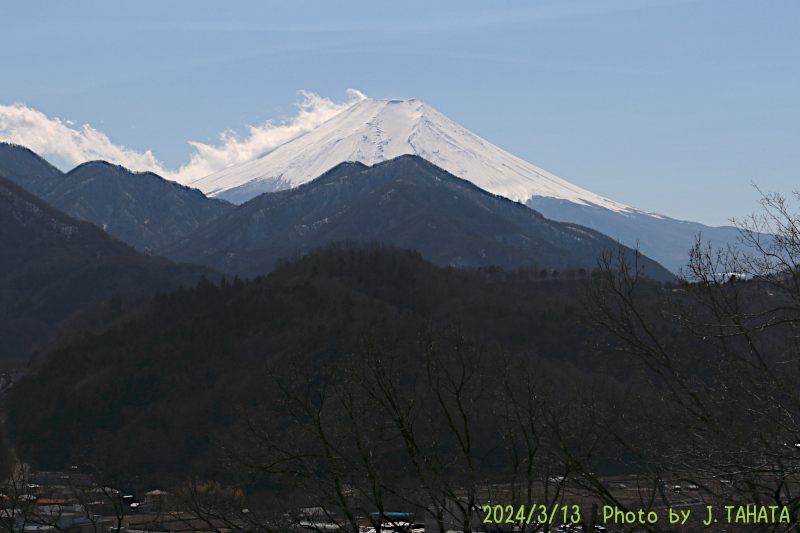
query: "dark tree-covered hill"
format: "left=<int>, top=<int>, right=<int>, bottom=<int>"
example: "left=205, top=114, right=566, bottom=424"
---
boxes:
left=164, top=155, right=674, bottom=281
left=42, top=161, right=234, bottom=253
left=0, top=146, right=672, bottom=282
left=0, top=175, right=220, bottom=360
left=0, top=143, right=234, bottom=254
left=5, top=242, right=649, bottom=482
left=0, top=142, right=64, bottom=196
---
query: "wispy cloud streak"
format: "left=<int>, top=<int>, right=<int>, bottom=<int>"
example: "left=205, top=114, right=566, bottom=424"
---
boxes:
left=174, top=89, right=365, bottom=184
left=0, top=89, right=367, bottom=184
left=0, top=103, right=166, bottom=174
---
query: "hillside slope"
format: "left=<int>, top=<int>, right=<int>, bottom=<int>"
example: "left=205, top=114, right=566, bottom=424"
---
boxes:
left=0, top=143, right=234, bottom=254
left=0, top=175, right=219, bottom=360
left=40, top=161, right=234, bottom=253
left=166, top=155, right=674, bottom=281
left=6, top=242, right=638, bottom=480
left=0, top=142, right=64, bottom=196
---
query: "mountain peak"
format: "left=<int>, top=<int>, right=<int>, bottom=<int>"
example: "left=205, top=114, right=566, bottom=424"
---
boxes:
left=179, top=97, right=745, bottom=274
left=187, top=97, right=638, bottom=215
left=69, top=159, right=159, bottom=177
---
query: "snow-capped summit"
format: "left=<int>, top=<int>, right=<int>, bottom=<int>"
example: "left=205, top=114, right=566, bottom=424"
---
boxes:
left=188, top=97, right=740, bottom=274
left=190, top=98, right=637, bottom=213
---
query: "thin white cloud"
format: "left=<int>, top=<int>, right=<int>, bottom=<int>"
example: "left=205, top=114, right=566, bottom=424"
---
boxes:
left=174, top=89, right=366, bottom=184
left=0, top=89, right=367, bottom=185
left=0, top=103, right=167, bottom=174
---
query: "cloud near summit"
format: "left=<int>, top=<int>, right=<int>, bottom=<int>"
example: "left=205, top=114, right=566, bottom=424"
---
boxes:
left=0, top=89, right=367, bottom=185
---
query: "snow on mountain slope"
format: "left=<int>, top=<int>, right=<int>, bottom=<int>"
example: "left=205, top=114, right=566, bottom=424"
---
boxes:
left=190, top=98, right=641, bottom=214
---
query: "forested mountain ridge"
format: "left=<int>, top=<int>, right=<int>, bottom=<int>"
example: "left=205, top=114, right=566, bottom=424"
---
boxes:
left=0, top=174, right=220, bottom=360
left=5, top=242, right=645, bottom=482
left=165, top=155, right=674, bottom=281
left=0, top=144, right=672, bottom=281
left=0, top=142, right=64, bottom=196
left=0, top=143, right=234, bottom=254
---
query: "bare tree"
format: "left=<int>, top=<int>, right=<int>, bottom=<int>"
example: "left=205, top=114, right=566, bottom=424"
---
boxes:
left=0, top=461, right=37, bottom=533
left=221, top=340, right=409, bottom=533
left=489, top=352, right=594, bottom=533
left=580, top=191, right=800, bottom=531
left=201, top=324, right=527, bottom=533
left=209, top=323, right=607, bottom=533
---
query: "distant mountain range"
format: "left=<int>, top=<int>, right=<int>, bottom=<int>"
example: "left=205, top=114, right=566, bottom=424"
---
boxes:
left=0, top=141, right=63, bottom=195
left=41, top=160, right=233, bottom=253
left=164, top=155, right=674, bottom=281
left=1, top=142, right=672, bottom=281
left=0, top=173, right=219, bottom=360
left=0, top=143, right=233, bottom=254
left=185, top=98, right=741, bottom=273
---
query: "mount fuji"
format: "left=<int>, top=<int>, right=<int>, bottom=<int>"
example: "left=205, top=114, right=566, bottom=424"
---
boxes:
left=189, top=98, right=740, bottom=273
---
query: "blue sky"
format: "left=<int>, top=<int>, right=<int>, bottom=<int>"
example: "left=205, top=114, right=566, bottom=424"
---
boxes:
left=1, top=0, right=798, bottom=226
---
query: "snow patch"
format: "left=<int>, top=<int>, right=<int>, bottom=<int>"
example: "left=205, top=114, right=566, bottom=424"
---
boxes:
left=189, top=98, right=651, bottom=216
